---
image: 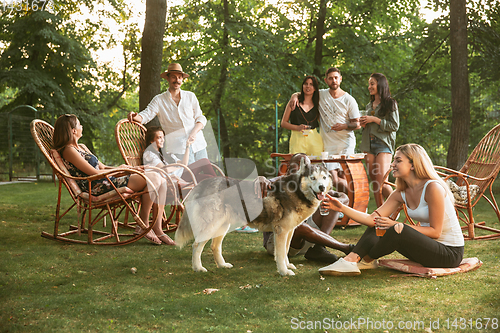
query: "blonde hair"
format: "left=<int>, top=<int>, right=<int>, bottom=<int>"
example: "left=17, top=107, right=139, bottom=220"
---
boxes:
left=395, top=144, right=454, bottom=203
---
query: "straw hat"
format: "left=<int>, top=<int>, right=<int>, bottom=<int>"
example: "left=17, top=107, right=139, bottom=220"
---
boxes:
left=160, top=63, right=189, bottom=79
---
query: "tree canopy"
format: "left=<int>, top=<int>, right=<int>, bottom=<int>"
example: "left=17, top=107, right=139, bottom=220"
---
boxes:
left=1, top=0, right=499, bottom=174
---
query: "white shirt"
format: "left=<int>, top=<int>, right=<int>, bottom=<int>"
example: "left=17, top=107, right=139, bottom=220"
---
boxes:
left=401, top=180, right=465, bottom=247
left=139, top=90, right=208, bottom=154
left=142, top=145, right=183, bottom=178
left=318, top=89, right=360, bottom=153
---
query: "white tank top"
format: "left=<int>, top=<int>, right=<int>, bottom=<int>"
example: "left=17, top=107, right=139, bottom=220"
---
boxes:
left=401, top=180, right=464, bottom=247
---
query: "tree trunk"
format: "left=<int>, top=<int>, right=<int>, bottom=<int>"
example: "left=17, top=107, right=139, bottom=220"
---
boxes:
left=447, top=0, right=470, bottom=170
left=211, top=0, right=230, bottom=158
left=139, top=0, right=166, bottom=127
left=313, top=0, right=327, bottom=78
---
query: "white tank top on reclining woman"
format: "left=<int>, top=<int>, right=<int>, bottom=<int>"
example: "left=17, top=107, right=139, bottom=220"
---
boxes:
left=401, top=180, right=464, bottom=247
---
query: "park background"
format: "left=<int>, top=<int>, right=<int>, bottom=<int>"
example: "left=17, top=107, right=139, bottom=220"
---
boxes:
left=1, top=0, right=500, bottom=179
left=1, top=1, right=500, bottom=332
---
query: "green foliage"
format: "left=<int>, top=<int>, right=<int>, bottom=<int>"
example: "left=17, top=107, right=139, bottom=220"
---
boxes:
left=1, top=0, right=500, bottom=174
left=0, top=10, right=93, bottom=116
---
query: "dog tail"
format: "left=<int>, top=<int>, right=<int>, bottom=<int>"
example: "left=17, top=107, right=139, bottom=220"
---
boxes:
left=174, top=211, right=194, bottom=249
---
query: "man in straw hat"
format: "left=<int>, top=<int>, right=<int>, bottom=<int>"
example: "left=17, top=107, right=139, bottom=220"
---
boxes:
left=128, top=63, right=208, bottom=164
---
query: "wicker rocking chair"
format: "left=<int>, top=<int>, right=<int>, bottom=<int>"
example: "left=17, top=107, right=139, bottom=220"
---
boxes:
left=31, top=119, right=160, bottom=245
left=434, top=124, right=500, bottom=240
left=114, top=119, right=225, bottom=233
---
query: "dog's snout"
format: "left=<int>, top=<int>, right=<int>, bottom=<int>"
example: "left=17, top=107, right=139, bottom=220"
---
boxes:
left=319, top=185, right=325, bottom=192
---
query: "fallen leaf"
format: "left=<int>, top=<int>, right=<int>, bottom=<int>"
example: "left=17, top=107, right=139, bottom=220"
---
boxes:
left=320, top=276, right=325, bottom=280
left=202, top=288, right=219, bottom=295
left=239, top=284, right=252, bottom=290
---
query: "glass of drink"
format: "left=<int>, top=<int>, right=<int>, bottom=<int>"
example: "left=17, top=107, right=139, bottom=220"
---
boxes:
left=319, top=200, right=329, bottom=216
left=321, top=152, right=328, bottom=160
left=375, top=227, right=386, bottom=237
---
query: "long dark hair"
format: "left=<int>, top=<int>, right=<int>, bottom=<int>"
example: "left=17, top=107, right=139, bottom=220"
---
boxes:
left=370, top=73, right=397, bottom=117
left=145, top=126, right=165, bottom=145
left=298, top=75, right=319, bottom=108
left=53, top=114, right=78, bottom=151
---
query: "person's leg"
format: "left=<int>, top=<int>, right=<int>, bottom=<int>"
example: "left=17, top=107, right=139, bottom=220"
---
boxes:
left=291, top=223, right=352, bottom=254
left=329, top=169, right=348, bottom=194
left=128, top=174, right=161, bottom=244
left=369, top=224, right=464, bottom=268
left=152, top=204, right=176, bottom=245
left=183, top=158, right=216, bottom=182
left=372, top=153, right=393, bottom=207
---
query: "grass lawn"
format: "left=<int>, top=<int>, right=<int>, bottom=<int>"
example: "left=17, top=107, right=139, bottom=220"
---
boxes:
left=1, top=182, right=499, bottom=332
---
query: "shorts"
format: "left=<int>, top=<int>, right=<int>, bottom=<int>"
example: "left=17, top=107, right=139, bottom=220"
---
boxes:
left=174, top=147, right=208, bottom=165
left=368, top=135, right=391, bottom=155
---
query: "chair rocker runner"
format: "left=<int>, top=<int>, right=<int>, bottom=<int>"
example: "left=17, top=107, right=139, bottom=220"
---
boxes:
left=31, top=119, right=160, bottom=245
left=114, top=119, right=225, bottom=233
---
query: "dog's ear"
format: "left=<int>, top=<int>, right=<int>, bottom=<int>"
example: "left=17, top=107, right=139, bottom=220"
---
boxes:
left=298, top=157, right=308, bottom=174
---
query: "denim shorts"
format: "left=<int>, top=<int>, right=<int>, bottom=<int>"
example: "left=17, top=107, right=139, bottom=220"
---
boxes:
left=369, top=135, right=392, bottom=155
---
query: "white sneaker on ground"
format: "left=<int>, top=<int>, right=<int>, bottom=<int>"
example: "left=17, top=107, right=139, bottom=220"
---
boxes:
left=357, top=259, right=379, bottom=270
left=318, top=258, right=361, bottom=276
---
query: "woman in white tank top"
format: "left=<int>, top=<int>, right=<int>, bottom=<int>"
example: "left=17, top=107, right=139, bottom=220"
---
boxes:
left=317, top=143, right=464, bottom=276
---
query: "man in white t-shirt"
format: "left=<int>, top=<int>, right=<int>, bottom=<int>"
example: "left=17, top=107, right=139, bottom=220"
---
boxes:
left=319, top=67, right=360, bottom=193
left=128, top=63, right=208, bottom=165
left=288, top=67, right=360, bottom=193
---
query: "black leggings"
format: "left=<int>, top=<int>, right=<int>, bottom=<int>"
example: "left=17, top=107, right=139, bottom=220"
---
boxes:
left=353, top=225, right=464, bottom=268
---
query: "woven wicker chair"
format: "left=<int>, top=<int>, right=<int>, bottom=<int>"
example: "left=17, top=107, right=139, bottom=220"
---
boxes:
left=114, top=119, right=225, bottom=232
left=31, top=119, right=159, bottom=245
left=434, top=124, right=500, bottom=240
left=378, top=124, right=500, bottom=240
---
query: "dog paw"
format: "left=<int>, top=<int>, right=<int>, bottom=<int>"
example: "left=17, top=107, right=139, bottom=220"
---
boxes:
left=193, top=266, right=208, bottom=272
left=287, top=263, right=297, bottom=270
left=279, top=269, right=295, bottom=276
left=218, top=263, right=233, bottom=269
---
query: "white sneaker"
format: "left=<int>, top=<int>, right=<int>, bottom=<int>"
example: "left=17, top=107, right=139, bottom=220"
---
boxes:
left=357, top=259, right=378, bottom=270
left=318, top=258, right=361, bottom=276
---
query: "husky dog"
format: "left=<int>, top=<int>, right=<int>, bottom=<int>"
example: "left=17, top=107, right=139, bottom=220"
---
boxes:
left=175, top=158, right=333, bottom=276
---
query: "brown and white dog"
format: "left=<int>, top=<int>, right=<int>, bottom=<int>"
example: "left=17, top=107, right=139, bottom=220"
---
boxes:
left=175, top=158, right=332, bottom=276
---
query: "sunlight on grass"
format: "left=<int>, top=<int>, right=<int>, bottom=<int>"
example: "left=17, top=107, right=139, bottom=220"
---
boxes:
left=1, top=182, right=499, bottom=332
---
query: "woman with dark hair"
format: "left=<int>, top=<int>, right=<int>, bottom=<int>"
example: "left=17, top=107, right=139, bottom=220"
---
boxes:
left=141, top=126, right=218, bottom=243
left=143, top=126, right=216, bottom=184
left=281, top=75, right=323, bottom=156
left=53, top=114, right=164, bottom=245
left=359, top=73, right=400, bottom=207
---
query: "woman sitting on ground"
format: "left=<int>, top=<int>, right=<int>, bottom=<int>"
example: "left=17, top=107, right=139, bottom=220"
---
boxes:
left=318, top=143, right=464, bottom=276
left=53, top=114, right=165, bottom=245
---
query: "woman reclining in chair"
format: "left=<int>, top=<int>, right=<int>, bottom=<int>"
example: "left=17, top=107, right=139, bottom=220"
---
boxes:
left=318, top=143, right=465, bottom=276
left=53, top=114, right=167, bottom=245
